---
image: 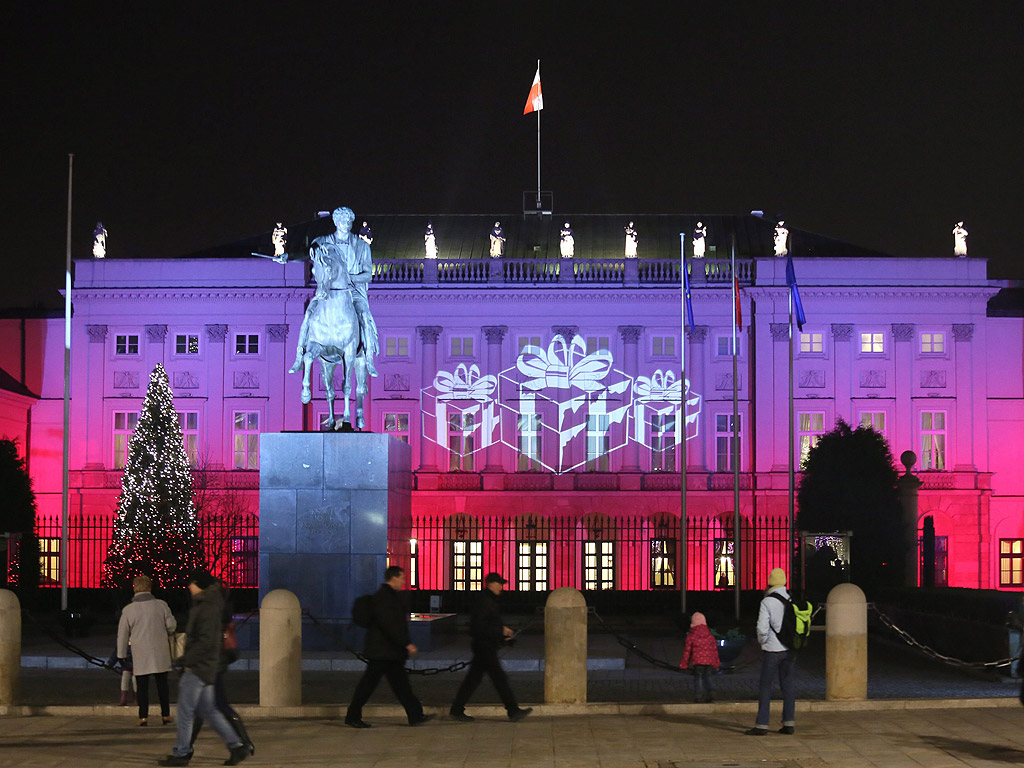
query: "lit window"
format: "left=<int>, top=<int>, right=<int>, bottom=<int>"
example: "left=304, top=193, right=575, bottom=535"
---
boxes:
left=650, top=413, right=676, bottom=472
left=227, top=536, right=258, bottom=588
left=233, top=411, right=260, bottom=469
left=800, top=332, right=823, bottom=353
left=517, top=541, right=548, bottom=591
left=921, top=333, right=945, bottom=354
left=859, top=412, right=886, bottom=434
left=586, top=336, right=610, bottom=355
left=383, top=413, right=410, bottom=443
left=115, top=334, right=139, bottom=355
left=448, top=413, right=475, bottom=471
left=652, top=336, right=676, bottom=357
left=714, top=538, right=735, bottom=588
left=451, top=540, right=482, bottom=591
left=177, top=411, right=199, bottom=467
left=39, top=538, right=61, bottom=585
left=517, top=413, right=542, bottom=471
left=409, top=538, right=418, bottom=589
left=715, top=414, right=740, bottom=472
left=650, top=538, right=676, bottom=588
left=235, top=334, right=259, bottom=355
left=1000, top=539, right=1024, bottom=587
left=798, top=412, right=826, bottom=466
left=518, top=336, right=541, bottom=353
left=113, top=411, right=139, bottom=469
left=920, top=411, right=946, bottom=470
left=586, top=414, right=610, bottom=472
left=860, top=332, right=884, bottom=353
left=450, top=337, right=474, bottom=356
left=384, top=337, right=409, bottom=356
left=175, top=334, right=200, bottom=355
left=583, top=540, right=615, bottom=590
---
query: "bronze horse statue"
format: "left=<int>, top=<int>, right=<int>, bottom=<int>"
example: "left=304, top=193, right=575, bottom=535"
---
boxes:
left=293, top=244, right=368, bottom=430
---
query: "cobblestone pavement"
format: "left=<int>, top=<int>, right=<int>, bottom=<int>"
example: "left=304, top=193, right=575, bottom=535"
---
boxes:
left=2, top=707, right=1024, bottom=767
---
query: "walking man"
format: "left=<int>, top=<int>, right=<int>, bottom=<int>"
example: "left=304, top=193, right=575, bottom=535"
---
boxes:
left=345, top=566, right=432, bottom=728
left=117, top=574, right=176, bottom=726
left=449, top=572, right=532, bottom=722
left=158, top=571, right=247, bottom=766
left=745, top=568, right=796, bottom=736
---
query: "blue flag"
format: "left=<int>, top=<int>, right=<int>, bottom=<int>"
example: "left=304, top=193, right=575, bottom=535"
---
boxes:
left=683, top=258, right=696, bottom=333
left=785, top=254, right=807, bottom=331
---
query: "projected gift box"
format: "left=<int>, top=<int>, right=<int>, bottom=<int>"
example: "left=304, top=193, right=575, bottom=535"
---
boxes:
left=420, top=363, right=499, bottom=463
left=632, top=369, right=702, bottom=450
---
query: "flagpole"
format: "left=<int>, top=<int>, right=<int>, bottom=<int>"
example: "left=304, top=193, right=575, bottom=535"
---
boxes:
left=536, top=59, right=541, bottom=207
left=679, top=233, right=688, bottom=614
left=61, top=153, right=73, bottom=613
left=731, top=234, right=740, bottom=622
left=788, top=284, right=795, bottom=575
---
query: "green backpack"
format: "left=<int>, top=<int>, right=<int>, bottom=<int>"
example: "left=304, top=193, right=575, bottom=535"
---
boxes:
left=769, top=592, right=814, bottom=650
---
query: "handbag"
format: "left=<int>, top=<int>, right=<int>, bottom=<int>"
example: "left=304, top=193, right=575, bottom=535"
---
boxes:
left=169, top=632, right=186, bottom=662
left=223, top=621, right=238, bottom=651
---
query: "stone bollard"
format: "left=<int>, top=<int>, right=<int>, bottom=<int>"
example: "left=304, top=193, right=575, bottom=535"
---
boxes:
left=260, top=589, right=301, bottom=707
left=544, top=587, right=587, bottom=704
left=825, top=582, right=867, bottom=700
left=0, top=590, right=20, bottom=707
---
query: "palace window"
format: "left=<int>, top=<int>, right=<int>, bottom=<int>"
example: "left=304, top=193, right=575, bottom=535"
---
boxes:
left=115, top=334, right=139, bottom=356
left=1000, top=539, right=1024, bottom=587
left=714, top=538, right=735, bottom=588
left=716, top=335, right=739, bottom=357
left=450, top=337, right=474, bottom=356
left=586, top=336, right=610, bottom=355
left=650, top=413, right=677, bottom=472
left=798, top=412, right=826, bottom=467
left=715, top=414, right=741, bottom=472
left=235, top=334, right=259, bottom=355
left=175, top=334, right=200, bottom=355
left=409, top=538, right=418, bottom=589
left=859, top=411, right=886, bottom=435
left=39, top=538, right=60, bottom=585
left=448, top=413, right=475, bottom=471
left=518, top=336, right=541, bottom=353
left=227, top=536, right=258, bottom=588
left=586, top=414, right=610, bottom=472
left=113, top=411, right=139, bottom=469
left=383, top=413, right=410, bottom=443
left=860, top=332, right=884, bottom=354
left=517, top=541, right=548, bottom=591
left=232, top=411, right=260, bottom=469
left=652, top=336, right=676, bottom=357
left=920, top=411, right=946, bottom=470
left=650, top=538, right=676, bottom=588
left=177, top=411, right=199, bottom=467
left=583, top=540, right=615, bottom=591
left=921, top=332, right=945, bottom=354
left=451, top=540, right=482, bottom=591
left=384, top=336, right=409, bottom=357
left=517, top=413, right=543, bottom=471
left=799, top=332, right=823, bottom=354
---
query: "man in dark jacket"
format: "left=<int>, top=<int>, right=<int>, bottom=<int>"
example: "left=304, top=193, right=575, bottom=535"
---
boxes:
left=159, top=571, right=247, bottom=767
left=449, top=572, right=531, bottom=722
left=345, top=566, right=432, bottom=728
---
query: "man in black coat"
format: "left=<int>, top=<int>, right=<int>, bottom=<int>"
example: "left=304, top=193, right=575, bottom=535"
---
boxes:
left=449, top=572, right=532, bottom=722
left=345, top=566, right=432, bottom=728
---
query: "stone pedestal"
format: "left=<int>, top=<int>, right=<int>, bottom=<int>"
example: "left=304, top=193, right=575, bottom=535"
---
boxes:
left=259, top=432, right=412, bottom=649
left=544, top=587, right=587, bottom=704
left=0, top=590, right=20, bottom=706
left=825, top=582, right=867, bottom=701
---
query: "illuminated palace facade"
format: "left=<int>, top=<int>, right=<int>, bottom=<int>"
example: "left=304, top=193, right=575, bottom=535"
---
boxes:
left=2, top=214, right=1023, bottom=594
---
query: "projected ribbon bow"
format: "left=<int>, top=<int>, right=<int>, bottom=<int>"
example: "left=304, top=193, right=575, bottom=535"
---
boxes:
left=434, top=363, right=497, bottom=401
left=633, top=369, right=701, bottom=447
left=517, top=335, right=612, bottom=392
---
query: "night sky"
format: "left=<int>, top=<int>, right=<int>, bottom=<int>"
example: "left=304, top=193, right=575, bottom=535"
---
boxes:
left=5, top=3, right=1022, bottom=310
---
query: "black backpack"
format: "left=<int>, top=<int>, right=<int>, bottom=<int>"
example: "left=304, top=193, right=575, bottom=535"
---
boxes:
left=768, top=592, right=813, bottom=651
left=351, top=593, right=375, bottom=629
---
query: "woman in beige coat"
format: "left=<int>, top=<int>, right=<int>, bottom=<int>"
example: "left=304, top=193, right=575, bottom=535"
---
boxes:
left=117, top=575, right=177, bottom=725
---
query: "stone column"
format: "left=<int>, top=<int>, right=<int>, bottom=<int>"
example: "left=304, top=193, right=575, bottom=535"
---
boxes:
left=769, top=323, right=790, bottom=470
left=896, top=450, right=923, bottom=588
left=618, top=325, right=643, bottom=472
left=825, top=583, right=867, bottom=701
left=482, top=326, right=508, bottom=472
left=145, top=324, right=167, bottom=372
left=544, top=587, right=587, bottom=704
left=892, top=323, right=914, bottom=464
left=416, top=326, right=443, bottom=471
left=259, top=589, right=301, bottom=706
left=266, top=324, right=289, bottom=433
left=953, top=323, right=975, bottom=470
left=84, top=325, right=108, bottom=468
left=0, top=590, right=20, bottom=706
left=686, top=326, right=708, bottom=470
left=205, top=324, right=228, bottom=469
left=830, top=324, right=853, bottom=425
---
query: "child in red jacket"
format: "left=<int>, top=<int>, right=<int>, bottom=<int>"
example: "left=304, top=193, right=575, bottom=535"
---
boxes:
left=679, top=612, right=721, bottom=703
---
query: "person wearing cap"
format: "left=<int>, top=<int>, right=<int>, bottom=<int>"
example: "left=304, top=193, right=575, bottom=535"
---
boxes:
left=745, top=568, right=796, bottom=736
left=159, top=571, right=247, bottom=767
left=345, top=565, right=432, bottom=728
left=448, top=572, right=532, bottom=722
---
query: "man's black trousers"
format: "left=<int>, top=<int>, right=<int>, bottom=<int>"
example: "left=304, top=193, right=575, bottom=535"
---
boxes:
left=451, top=644, right=518, bottom=714
left=346, top=659, right=424, bottom=723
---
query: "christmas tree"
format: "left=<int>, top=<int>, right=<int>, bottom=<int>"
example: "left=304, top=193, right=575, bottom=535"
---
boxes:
left=103, top=364, right=205, bottom=589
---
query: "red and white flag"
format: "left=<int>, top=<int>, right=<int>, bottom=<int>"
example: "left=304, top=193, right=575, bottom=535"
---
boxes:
left=523, top=66, right=543, bottom=114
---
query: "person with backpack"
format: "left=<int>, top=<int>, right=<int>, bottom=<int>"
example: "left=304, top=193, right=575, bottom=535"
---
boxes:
left=745, top=568, right=799, bottom=736
left=678, top=612, right=720, bottom=703
left=345, top=566, right=433, bottom=728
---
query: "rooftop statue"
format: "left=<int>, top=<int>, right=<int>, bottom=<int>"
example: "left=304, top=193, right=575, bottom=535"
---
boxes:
left=425, top=221, right=438, bottom=259
left=559, top=221, right=575, bottom=258
left=952, top=221, right=968, bottom=257
left=92, top=222, right=107, bottom=259
left=489, top=221, right=506, bottom=258
left=624, top=221, right=638, bottom=258
left=359, top=221, right=373, bottom=245
left=275, top=206, right=378, bottom=430
left=774, top=220, right=789, bottom=258
left=271, top=222, right=288, bottom=259
left=692, top=222, right=707, bottom=259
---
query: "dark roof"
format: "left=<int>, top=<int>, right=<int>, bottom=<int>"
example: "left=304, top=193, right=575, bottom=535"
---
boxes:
left=183, top=213, right=897, bottom=261
left=0, top=366, right=37, bottom=400
left=988, top=286, right=1024, bottom=317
